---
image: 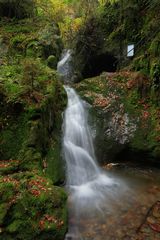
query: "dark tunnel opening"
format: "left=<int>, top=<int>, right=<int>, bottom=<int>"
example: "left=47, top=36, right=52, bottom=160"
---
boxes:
left=82, top=53, right=118, bottom=79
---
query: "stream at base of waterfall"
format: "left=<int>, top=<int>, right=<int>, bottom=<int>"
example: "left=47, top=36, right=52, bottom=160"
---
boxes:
left=58, top=50, right=160, bottom=240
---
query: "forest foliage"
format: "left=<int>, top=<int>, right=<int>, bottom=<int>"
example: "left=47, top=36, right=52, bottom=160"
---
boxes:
left=0, top=1, right=160, bottom=238
left=0, top=0, right=159, bottom=83
left=67, top=0, right=160, bottom=96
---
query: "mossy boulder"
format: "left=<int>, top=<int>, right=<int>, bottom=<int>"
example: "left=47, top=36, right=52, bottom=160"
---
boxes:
left=47, top=55, right=57, bottom=69
left=76, top=71, right=160, bottom=164
left=0, top=18, right=63, bottom=66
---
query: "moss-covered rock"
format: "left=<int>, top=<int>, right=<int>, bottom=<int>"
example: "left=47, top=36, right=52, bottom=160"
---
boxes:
left=47, top=55, right=57, bottom=69
left=0, top=174, right=67, bottom=240
left=0, top=16, right=67, bottom=239
left=76, top=71, right=160, bottom=164
left=0, top=18, right=63, bottom=63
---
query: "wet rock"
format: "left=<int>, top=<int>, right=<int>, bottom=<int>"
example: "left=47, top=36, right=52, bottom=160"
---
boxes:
left=76, top=71, right=160, bottom=164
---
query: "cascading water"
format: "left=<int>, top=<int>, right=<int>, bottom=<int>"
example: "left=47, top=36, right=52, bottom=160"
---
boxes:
left=57, top=51, right=160, bottom=240
left=57, top=49, right=73, bottom=82
left=63, top=86, right=117, bottom=196
left=63, top=86, right=100, bottom=186
left=57, top=51, right=129, bottom=239
left=63, top=86, right=123, bottom=240
left=58, top=50, right=119, bottom=198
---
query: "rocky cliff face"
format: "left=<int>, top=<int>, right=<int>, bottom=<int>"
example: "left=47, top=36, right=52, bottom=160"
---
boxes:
left=76, top=71, right=160, bottom=165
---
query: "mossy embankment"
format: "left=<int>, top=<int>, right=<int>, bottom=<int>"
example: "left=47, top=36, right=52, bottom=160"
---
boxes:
left=71, top=0, right=160, bottom=167
left=72, top=1, right=160, bottom=87
left=0, top=17, right=68, bottom=239
left=76, top=71, right=160, bottom=165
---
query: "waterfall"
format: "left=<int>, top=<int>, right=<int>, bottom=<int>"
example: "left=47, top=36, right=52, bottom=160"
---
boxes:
left=58, top=51, right=127, bottom=240
left=57, top=49, right=123, bottom=199
left=63, top=86, right=116, bottom=199
left=63, top=86, right=100, bottom=186
left=57, top=49, right=73, bottom=82
left=56, top=50, right=160, bottom=240
left=57, top=51, right=118, bottom=202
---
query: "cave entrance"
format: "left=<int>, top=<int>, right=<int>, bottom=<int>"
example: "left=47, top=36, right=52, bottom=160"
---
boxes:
left=82, top=53, right=117, bottom=78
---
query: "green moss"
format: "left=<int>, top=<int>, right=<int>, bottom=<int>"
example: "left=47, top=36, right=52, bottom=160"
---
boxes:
left=47, top=55, right=57, bottom=69
left=123, top=90, right=140, bottom=114
left=0, top=181, right=17, bottom=203
left=26, top=41, right=43, bottom=58
left=0, top=175, right=67, bottom=240
left=0, top=77, right=68, bottom=238
left=3, top=24, right=33, bottom=34
left=0, top=203, right=8, bottom=225
left=46, top=139, right=65, bottom=185
left=149, top=35, right=160, bottom=57
left=7, top=219, right=23, bottom=233
left=0, top=16, right=67, bottom=239
left=19, top=148, right=42, bottom=171
left=77, top=71, right=160, bottom=161
left=10, top=34, right=27, bottom=48
left=0, top=114, right=29, bottom=160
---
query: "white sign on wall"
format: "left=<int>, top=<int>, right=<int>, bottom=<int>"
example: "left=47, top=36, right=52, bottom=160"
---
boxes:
left=127, top=44, right=134, bottom=57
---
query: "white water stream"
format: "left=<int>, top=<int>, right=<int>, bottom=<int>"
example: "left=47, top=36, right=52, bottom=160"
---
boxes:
left=57, top=51, right=129, bottom=239
left=63, top=86, right=118, bottom=196
left=63, top=86, right=126, bottom=239
left=57, top=49, right=73, bottom=82
left=56, top=50, right=160, bottom=240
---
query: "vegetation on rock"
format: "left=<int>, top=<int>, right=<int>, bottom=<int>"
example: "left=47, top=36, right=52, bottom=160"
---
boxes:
left=0, top=0, right=160, bottom=238
left=76, top=71, right=160, bottom=162
left=0, top=2, right=67, bottom=239
left=69, top=0, right=160, bottom=164
left=71, top=0, right=160, bottom=85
